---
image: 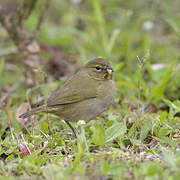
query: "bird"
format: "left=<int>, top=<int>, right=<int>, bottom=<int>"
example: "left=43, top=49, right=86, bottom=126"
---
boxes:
left=19, top=57, right=116, bottom=137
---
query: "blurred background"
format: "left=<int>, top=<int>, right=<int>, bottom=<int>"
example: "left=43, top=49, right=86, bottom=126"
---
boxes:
left=0, top=0, right=180, bottom=116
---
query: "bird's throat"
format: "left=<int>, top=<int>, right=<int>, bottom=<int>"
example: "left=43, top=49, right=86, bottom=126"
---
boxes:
left=104, top=73, right=112, bottom=80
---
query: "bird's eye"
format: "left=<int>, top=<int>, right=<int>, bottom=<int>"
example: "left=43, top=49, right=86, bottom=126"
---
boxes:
left=95, top=66, right=101, bottom=71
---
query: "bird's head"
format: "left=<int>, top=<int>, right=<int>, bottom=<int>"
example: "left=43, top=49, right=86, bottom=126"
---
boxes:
left=84, top=57, right=114, bottom=80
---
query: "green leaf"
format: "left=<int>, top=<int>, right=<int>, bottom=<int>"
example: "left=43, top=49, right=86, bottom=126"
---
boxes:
left=163, top=99, right=180, bottom=113
left=140, top=121, right=152, bottom=141
left=77, top=127, right=89, bottom=152
left=105, top=122, right=127, bottom=143
left=100, top=160, right=110, bottom=175
left=92, top=125, right=105, bottom=146
left=40, top=123, right=49, bottom=134
left=162, top=150, right=177, bottom=168
left=150, top=61, right=176, bottom=101
left=160, top=111, right=168, bottom=124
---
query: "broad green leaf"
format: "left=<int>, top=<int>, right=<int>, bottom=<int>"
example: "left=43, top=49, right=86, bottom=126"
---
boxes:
left=77, top=127, right=88, bottom=152
left=105, top=122, right=127, bottom=143
left=140, top=121, right=152, bottom=141
left=92, top=125, right=105, bottom=146
left=160, top=111, right=168, bottom=124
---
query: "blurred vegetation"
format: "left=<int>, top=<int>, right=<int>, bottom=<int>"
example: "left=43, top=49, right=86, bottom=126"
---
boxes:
left=0, top=0, right=180, bottom=179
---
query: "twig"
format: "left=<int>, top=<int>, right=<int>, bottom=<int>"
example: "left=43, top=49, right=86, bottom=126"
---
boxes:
left=17, top=0, right=38, bottom=26
left=34, top=0, right=50, bottom=38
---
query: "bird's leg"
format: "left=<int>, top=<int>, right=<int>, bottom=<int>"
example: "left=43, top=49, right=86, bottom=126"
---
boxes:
left=64, top=120, right=77, bottom=138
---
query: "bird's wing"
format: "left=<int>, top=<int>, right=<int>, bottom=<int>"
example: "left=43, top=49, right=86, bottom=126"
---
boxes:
left=47, top=70, right=98, bottom=106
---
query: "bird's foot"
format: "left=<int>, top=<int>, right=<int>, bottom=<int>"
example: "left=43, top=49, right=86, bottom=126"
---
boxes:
left=64, top=120, right=77, bottom=138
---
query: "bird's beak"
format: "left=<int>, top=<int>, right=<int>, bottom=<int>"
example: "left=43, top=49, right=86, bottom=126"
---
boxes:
left=104, top=64, right=114, bottom=80
left=107, top=64, right=114, bottom=75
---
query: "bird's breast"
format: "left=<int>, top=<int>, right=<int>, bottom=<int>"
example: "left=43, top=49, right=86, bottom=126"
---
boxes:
left=97, top=80, right=116, bottom=108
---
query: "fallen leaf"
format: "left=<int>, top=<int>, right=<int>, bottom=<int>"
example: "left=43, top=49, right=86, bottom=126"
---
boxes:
left=18, top=143, right=30, bottom=156
left=144, top=104, right=158, bottom=114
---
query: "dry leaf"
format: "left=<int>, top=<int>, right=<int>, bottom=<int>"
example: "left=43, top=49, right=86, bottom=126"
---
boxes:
left=18, top=143, right=30, bottom=156
left=144, top=104, right=157, bottom=114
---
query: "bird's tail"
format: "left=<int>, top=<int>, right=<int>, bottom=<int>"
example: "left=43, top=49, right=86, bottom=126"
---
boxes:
left=19, top=105, right=47, bottom=119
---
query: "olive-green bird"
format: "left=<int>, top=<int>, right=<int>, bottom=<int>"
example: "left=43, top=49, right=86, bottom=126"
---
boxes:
left=20, top=58, right=116, bottom=136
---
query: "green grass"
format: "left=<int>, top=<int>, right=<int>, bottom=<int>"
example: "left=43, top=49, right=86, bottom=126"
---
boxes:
left=0, top=0, right=180, bottom=179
